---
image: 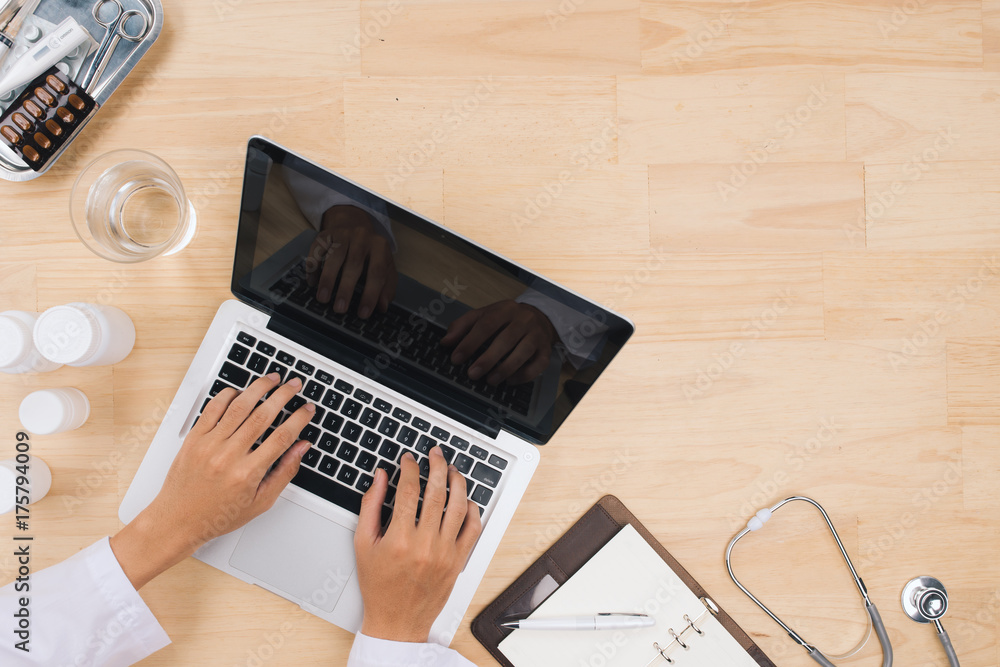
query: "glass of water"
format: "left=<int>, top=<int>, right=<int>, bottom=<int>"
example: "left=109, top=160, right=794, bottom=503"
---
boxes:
left=69, top=149, right=197, bottom=263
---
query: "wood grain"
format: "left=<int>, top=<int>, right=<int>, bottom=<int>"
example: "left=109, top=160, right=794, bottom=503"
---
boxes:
left=618, top=73, right=847, bottom=164
left=0, top=1, right=998, bottom=665
left=640, top=0, right=983, bottom=74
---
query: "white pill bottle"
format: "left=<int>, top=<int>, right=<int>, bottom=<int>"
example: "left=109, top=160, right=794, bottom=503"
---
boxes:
left=0, top=311, right=63, bottom=374
left=33, top=303, right=136, bottom=367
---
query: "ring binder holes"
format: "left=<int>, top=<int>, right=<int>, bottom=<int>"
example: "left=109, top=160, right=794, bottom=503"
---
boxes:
left=644, top=607, right=714, bottom=666
left=668, top=628, right=689, bottom=650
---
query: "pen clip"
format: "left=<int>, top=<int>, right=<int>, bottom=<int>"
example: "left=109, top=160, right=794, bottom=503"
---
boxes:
left=598, top=613, right=649, bottom=617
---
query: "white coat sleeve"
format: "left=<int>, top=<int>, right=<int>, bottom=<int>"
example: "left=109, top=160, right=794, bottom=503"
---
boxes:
left=347, top=633, right=478, bottom=667
left=0, top=537, right=170, bottom=666
left=515, top=289, right=609, bottom=369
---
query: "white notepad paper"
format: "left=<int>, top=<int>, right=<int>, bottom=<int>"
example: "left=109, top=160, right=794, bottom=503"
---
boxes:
left=498, top=524, right=759, bottom=667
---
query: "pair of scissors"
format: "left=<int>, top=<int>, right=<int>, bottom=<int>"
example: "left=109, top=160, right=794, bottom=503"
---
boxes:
left=78, top=0, right=150, bottom=93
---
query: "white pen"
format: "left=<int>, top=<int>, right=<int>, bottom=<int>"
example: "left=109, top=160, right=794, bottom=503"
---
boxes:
left=500, top=613, right=655, bottom=631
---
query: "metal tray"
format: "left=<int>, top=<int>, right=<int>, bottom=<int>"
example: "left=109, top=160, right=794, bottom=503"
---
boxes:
left=0, top=0, right=163, bottom=182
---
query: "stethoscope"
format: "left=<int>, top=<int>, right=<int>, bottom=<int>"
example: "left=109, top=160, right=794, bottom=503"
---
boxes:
left=725, top=496, right=960, bottom=667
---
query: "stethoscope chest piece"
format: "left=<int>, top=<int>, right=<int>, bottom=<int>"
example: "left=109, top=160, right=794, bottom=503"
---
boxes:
left=902, top=576, right=948, bottom=624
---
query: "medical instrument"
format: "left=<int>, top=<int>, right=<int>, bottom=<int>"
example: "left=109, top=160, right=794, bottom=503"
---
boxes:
left=902, top=576, right=960, bottom=667
left=0, top=0, right=42, bottom=67
left=725, top=496, right=893, bottom=666
left=78, top=0, right=149, bottom=93
left=500, top=613, right=655, bottom=631
left=0, top=16, right=91, bottom=97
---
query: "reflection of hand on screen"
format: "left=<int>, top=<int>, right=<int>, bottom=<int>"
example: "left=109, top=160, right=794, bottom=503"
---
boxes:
left=306, top=205, right=398, bottom=319
left=441, top=300, right=558, bottom=386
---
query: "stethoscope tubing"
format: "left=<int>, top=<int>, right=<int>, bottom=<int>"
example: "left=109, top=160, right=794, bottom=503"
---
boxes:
left=725, top=496, right=893, bottom=667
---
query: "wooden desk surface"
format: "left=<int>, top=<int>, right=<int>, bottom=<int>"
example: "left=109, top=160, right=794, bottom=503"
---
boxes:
left=2, top=1, right=999, bottom=665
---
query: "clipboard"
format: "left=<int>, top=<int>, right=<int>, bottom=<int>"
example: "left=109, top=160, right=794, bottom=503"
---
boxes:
left=472, top=495, right=776, bottom=667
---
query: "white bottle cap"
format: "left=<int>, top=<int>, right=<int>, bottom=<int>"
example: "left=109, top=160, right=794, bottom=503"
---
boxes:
left=0, top=314, right=32, bottom=370
left=0, top=457, right=53, bottom=514
left=18, top=388, right=91, bottom=435
left=33, top=305, right=102, bottom=365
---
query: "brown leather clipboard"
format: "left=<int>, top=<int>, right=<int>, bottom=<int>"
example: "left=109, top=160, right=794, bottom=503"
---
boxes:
left=472, top=495, right=776, bottom=667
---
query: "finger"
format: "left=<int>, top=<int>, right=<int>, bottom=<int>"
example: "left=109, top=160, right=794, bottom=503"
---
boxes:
left=469, top=321, right=527, bottom=381
left=251, top=402, right=314, bottom=477
left=305, top=235, right=330, bottom=286
left=213, top=373, right=283, bottom=439
left=440, top=466, right=469, bottom=541
left=509, top=348, right=552, bottom=385
left=455, top=498, right=483, bottom=556
left=357, top=245, right=389, bottom=319
left=388, top=452, right=420, bottom=530
left=441, top=309, right=481, bottom=347
left=378, top=261, right=398, bottom=313
left=191, top=387, right=239, bottom=436
left=451, top=315, right=504, bottom=366
left=255, top=439, right=310, bottom=510
left=230, top=375, right=302, bottom=448
left=486, top=335, right=537, bottom=386
left=333, top=234, right=368, bottom=314
left=355, top=468, right=389, bottom=549
left=419, top=446, right=449, bottom=531
left=317, top=235, right=349, bottom=304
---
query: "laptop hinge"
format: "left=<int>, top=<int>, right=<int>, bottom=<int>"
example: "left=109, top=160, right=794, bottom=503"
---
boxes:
left=265, top=314, right=503, bottom=442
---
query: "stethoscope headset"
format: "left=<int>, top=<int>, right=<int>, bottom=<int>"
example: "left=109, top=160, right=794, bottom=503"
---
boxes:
left=726, top=496, right=960, bottom=667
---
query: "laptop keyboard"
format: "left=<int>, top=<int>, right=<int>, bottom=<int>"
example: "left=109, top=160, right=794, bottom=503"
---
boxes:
left=195, top=329, right=510, bottom=526
left=268, top=262, right=534, bottom=417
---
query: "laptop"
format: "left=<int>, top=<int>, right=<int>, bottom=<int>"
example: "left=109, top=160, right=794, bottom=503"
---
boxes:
left=120, top=136, right=635, bottom=645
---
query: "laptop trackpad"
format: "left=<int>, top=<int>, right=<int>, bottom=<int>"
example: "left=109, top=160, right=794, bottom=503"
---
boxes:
left=229, top=498, right=357, bottom=613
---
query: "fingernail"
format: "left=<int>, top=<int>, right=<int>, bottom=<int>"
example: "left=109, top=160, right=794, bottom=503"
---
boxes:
left=359, top=306, right=372, bottom=318
left=266, top=372, right=280, bottom=382
left=335, top=298, right=348, bottom=313
left=317, top=288, right=330, bottom=302
left=289, top=377, right=303, bottom=389
left=295, top=441, right=311, bottom=456
left=431, top=446, right=443, bottom=457
left=449, top=464, right=458, bottom=472
left=305, top=402, right=316, bottom=413
left=403, top=452, right=415, bottom=462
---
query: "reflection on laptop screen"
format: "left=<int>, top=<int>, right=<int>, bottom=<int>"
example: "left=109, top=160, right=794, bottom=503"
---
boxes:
left=232, top=138, right=634, bottom=445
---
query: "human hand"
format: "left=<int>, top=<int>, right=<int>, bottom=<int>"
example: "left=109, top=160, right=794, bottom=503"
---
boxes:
left=441, top=300, right=559, bottom=385
left=306, top=205, right=397, bottom=319
left=110, top=373, right=315, bottom=589
left=354, top=447, right=482, bottom=642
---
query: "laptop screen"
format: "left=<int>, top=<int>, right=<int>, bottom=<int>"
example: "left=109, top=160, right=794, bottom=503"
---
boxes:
left=232, top=137, right=634, bottom=445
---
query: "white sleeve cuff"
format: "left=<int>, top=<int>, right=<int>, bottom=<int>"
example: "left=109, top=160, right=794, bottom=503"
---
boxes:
left=0, top=537, right=170, bottom=666
left=347, top=632, right=477, bottom=667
